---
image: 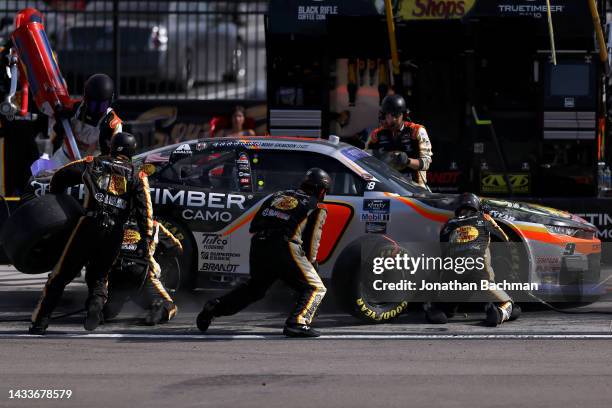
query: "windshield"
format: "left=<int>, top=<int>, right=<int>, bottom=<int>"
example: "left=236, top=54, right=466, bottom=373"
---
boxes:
left=355, top=156, right=429, bottom=195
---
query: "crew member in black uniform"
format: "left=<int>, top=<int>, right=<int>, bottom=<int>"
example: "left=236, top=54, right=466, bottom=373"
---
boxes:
left=196, top=168, right=331, bottom=338
left=103, top=219, right=182, bottom=325
left=30, top=132, right=153, bottom=335
left=366, top=94, right=433, bottom=189
left=52, top=73, right=122, bottom=164
left=425, top=193, right=521, bottom=327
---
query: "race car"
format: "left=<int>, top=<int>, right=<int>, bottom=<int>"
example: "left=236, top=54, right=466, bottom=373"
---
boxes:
left=6, top=136, right=603, bottom=322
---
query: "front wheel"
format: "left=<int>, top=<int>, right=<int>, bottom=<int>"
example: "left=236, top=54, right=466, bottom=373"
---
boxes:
left=332, top=237, right=412, bottom=323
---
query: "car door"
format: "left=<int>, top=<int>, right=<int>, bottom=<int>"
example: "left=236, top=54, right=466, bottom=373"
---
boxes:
left=151, top=143, right=259, bottom=281
left=245, top=149, right=365, bottom=279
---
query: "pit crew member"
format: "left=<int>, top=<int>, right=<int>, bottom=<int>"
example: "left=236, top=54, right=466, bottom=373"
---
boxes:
left=366, top=94, right=432, bottom=189
left=196, top=168, right=330, bottom=338
left=52, top=73, right=122, bottom=165
left=424, top=193, right=521, bottom=327
left=103, top=219, right=182, bottom=326
left=30, top=132, right=153, bottom=335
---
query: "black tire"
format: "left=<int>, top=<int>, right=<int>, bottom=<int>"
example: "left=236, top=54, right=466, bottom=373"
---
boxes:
left=331, top=237, right=411, bottom=323
left=156, top=252, right=181, bottom=292
left=0, top=194, right=84, bottom=274
left=156, top=218, right=195, bottom=290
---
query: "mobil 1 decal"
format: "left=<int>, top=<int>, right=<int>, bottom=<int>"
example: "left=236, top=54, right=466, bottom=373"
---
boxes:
left=360, top=198, right=390, bottom=222
left=149, top=187, right=260, bottom=232
left=195, top=231, right=244, bottom=274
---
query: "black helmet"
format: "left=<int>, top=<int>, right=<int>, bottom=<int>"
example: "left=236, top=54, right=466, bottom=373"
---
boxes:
left=380, top=94, right=408, bottom=117
left=110, top=132, right=137, bottom=159
left=83, top=74, right=114, bottom=119
left=455, top=192, right=481, bottom=215
left=84, top=73, right=114, bottom=101
left=300, top=168, right=332, bottom=199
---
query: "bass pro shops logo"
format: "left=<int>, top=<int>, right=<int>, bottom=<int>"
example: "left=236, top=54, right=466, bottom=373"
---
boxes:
left=399, top=0, right=477, bottom=20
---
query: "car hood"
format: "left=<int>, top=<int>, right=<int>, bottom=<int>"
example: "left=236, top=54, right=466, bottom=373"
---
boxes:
left=414, top=193, right=597, bottom=231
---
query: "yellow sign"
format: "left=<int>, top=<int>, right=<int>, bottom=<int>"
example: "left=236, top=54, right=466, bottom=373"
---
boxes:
left=399, top=0, right=477, bottom=20
left=481, top=174, right=530, bottom=194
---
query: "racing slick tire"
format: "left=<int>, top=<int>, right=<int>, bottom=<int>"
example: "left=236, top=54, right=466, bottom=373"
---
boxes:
left=156, top=218, right=195, bottom=290
left=0, top=193, right=84, bottom=274
left=332, top=237, right=412, bottom=323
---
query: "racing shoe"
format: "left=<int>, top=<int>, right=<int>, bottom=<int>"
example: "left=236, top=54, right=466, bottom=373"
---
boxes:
left=424, top=303, right=448, bottom=324
left=283, top=323, right=320, bottom=338
left=29, top=317, right=49, bottom=335
left=484, top=302, right=512, bottom=327
left=145, top=300, right=165, bottom=326
left=84, top=302, right=104, bottom=331
left=196, top=299, right=219, bottom=332
left=509, top=303, right=521, bottom=321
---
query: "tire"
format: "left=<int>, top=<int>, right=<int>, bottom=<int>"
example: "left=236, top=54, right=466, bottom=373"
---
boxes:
left=331, top=237, right=411, bottom=323
left=156, top=252, right=181, bottom=292
left=156, top=218, right=195, bottom=290
left=0, top=194, right=84, bottom=274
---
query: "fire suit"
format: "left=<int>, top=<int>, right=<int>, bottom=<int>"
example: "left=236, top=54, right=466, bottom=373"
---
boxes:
left=366, top=121, right=432, bottom=188
left=212, top=189, right=327, bottom=327
left=52, top=101, right=122, bottom=165
left=438, top=212, right=512, bottom=304
left=103, top=220, right=182, bottom=322
left=31, top=155, right=153, bottom=325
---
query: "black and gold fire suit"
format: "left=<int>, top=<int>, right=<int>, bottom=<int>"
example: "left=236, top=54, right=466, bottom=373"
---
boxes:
left=439, top=212, right=512, bottom=304
left=366, top=121, right=432, bottom=188
left=212, top=189, right=327, bottom=326
left=31, top=155, right=153, bottom=325
left=103, top=220, right=181, bottom=322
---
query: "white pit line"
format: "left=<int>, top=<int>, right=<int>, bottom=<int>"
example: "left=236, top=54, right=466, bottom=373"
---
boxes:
left=1, top=333, right=612, bottom=340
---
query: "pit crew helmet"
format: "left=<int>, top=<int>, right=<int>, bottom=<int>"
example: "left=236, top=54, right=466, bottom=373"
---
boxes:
left=83, top=73, right=114, bottom=119
left=300, top=168, right=332, bottom=200
left=455, top=192, right=481, bottom=215
left=110, top=132, right=137, bottom=159
left=380, top=94, right=408, bottom=117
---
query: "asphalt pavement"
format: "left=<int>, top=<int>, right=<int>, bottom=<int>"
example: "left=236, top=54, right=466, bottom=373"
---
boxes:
left=1, top=266, right=612, bottom=408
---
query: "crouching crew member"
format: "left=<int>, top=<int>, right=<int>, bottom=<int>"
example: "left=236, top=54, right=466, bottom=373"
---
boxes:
left=425, top=193, right=521, bottom=327
left=197, top=168, right=331, bottom=338
left=366, top=94, right=432, bottom=189
left=30, top=132, right=153, bottom=335
left=103, top=219, right=182, bottom=325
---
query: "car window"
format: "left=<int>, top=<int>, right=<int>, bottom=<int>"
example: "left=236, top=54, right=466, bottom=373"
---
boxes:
left=250, top=150, right=364, bottom=196
left=156, top=149, right=239, bottom=191
left=356, top=155, right=429, bottom=195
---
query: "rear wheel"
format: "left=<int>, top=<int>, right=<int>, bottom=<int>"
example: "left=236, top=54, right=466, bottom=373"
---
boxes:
left=156, top=219, right=196, bottom=290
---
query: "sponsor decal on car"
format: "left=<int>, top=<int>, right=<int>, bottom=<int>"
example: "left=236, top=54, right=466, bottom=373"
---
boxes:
left=200, top=263, right=239, bottom=273
left=340, top=146, right=370, bottom=162
left=150, top=189, right=246, bottom=209
left=365, top=222, right=387, bottom=234
left=172, top=143, right=193, bottom=158
left=360, top=199, right=390, bottom=222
